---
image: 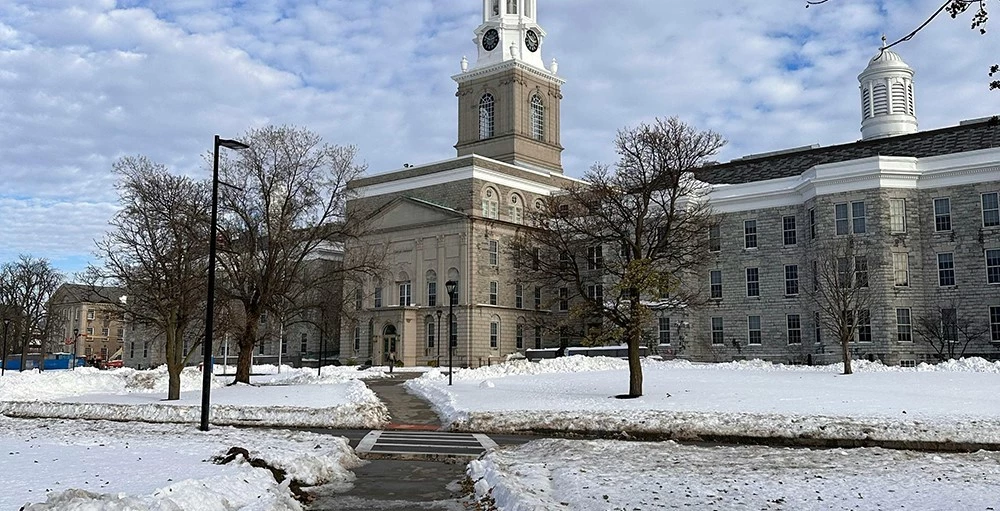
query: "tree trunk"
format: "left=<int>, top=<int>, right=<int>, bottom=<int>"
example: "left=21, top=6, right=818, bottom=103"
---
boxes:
left=234, top=314, right=260, bottom=384
left=627, top=289, right=643, bottom=397
left=167, top=364, right=182, bottom=400
left=840, top=334, right=853, bottom=375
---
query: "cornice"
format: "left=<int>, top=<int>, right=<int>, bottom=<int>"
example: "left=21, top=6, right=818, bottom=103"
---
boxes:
left=452, top=60, right=564, bottom=86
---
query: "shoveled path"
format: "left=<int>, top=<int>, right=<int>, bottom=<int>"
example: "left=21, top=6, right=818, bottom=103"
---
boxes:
left=365, top=372, right=442, bottom=429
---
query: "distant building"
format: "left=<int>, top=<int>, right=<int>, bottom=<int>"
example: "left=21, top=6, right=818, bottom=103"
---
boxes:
left=48, top=284, right=128, bottom=366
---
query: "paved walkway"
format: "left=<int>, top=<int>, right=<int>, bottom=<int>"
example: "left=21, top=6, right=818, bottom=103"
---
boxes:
left=364, top=372, right=443, bottom=429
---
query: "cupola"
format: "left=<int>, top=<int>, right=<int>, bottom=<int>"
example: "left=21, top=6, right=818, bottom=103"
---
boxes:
left=859, top=38, right=917, bottom=140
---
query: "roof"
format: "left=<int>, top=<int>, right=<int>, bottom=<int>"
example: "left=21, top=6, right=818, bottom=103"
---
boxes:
left=697, top=116, right=1000, bottom=185
left=51, top=283, right=126, bottom=305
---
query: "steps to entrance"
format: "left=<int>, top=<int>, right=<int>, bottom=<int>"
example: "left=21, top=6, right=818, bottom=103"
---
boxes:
left=356, top=430, right=497, bottom=459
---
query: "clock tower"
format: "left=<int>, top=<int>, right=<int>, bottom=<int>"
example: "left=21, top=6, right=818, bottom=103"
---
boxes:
left=453, top=0, right=564, bottom=173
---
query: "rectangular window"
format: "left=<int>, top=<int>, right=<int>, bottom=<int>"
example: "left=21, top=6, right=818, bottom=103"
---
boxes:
left=534, top=325, right=542, bottom=349
left=983, top=192, right=1000, bottom=227
left=893, top=252, right=909, bottom=286
left=86, top=310, right=95, bottom=320
left=450, top=316, right=458, bottom=347
left=353, top=327, right=361, bottom=352
left=835, top=203, right=849, bottom=235
left=142, top=342, right=148, bottom=358
left=427, top=320, right=435, bottom=348
left=747, top=315, right=761, bottom=345
left=889, top=198, right=907, bottom=233
left=489, top=239, right=499, bottom=266
left=559, top=251, right=571, bottom=269
left=588, top=246, right=603, bottom=270
left=709, top=225, right=721, bottom=252
left=783, top=216, right=797, bottom=246
left=942, top=308, right=958, bottom=343
left=938, top=253, right=955, bottom=286
left=986, top=249, right=1000, bottom=284
left=710, top=270, right=723, bottom=299
left=900, top=360, right=916, bottom=368
left=855, top=256, right=869, bottom=288
left=259, top=341, right=265, bottom=355
left=86, top=327, right=94, bottom=336
left=896, top=308, right=912, bottom=343
left=857, top=309, right=872, bottom=343
left=787, top=314, right=802, bottom=345
left=587, top=284, right=603, bottom=303
left=129, top=341, right=136, bottom=359
left=784, top=265, right=799, bottom=296
left=281, top=337, right=288, bottom=354
left=374, top=287, right=383, bottom=308
left=814, top=311, right=821, bottom=344
left=101, top=328, right=110, bottom=337
left=812, top=260, right=819, bottom=291
left=934, top=198, right=952, bottom=232
left=516, top=324, right=524, bottom=349
left=991, top=306, right=1000, bottom=342
left=658, top=317, right=671, bottom=345
left=744, top=220, right=758, bottom=249
left=746, top=267, right=760, bottom=297
left=559, top=287, right=569, bottom=311
left=300, top=333, right=308, bottom=353
left=489, top=281, right=498, bottom=305
left=399, top=282, right=412, bottom=306
left=515, top=284, right=524, bottom=308
left=531, top=248, right=540, bottom=270
left=490, top=321, right=499, bottom=349
left=711, top=317, right=724, bottom=345
left=852, top=201, right=867, bottom=234
left=355, top=289, right=362, bottom=310
left=809, top=208, right=816, bottom=239
left=534, top=286, right=542, bottom=309
left=427, top=282, right=437, bottom=307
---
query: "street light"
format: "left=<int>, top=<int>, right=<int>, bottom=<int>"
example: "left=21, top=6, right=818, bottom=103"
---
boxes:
left=1, top=319, right=10, bottom=377
left=201, top=134, right=250, bottom=432
left=435, top=309, right=442, bottom=369
left=445, top=280, right=457, bottom=386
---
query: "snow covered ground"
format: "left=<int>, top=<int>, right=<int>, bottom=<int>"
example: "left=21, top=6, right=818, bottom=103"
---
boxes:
left=406, top=356, right=1000, bottom=445
left=468, top=439, right=1000, bottom=510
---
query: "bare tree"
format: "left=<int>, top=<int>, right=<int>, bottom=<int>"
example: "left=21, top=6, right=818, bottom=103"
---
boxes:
left=914, top=301, right=990, bottom=360
left=810, top=236, right=883, bottom=374
left=88, top=156, right=210, bottom=400
left=807, top=0, right=996, bottom=89
left=512, top=117, right=725, bottom=397
left=216, top=125, right=381, bottom=384
left=0, top=256, right=63, bottom=369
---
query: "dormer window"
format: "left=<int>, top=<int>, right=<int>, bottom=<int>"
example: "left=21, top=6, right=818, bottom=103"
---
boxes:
left=479, top=93, right=495, bottom=139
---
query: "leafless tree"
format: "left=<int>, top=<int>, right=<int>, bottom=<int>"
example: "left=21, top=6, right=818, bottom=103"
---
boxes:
left=511, top=117, right=725, bottom=397
left=810, top=236, right=883, bottom=374
left=0, top=256, right=63, bottom=369
left=87, top=156, right=210, bottom=400
left=914, top=300, right=990, bottom=360
left=215, top=125, right=382, bottom=384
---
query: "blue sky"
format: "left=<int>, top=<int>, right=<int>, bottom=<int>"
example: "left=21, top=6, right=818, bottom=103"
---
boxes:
left=0, top=0, right=998, bottom=277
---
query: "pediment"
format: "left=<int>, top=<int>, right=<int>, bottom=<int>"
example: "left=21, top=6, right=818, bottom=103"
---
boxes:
left=368, top=197, right=465, bottom=231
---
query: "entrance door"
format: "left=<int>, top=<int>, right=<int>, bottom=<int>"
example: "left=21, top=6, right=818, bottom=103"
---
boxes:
left=382, top=325, right=398, bottom=365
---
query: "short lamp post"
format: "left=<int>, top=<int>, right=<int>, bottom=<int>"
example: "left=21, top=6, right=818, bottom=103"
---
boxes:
left=445, top=280, right=457, bottom=386
left=1, top=319, right=10, bottom=376
left=72, top=328, right=80, bottom=370
left=201, top=134, right=250, bottom=432
left=435, top=309, right=442, bottom=369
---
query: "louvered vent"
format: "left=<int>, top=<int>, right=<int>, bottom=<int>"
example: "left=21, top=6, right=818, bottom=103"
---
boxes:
left=872, top=83, right=888, bottom=116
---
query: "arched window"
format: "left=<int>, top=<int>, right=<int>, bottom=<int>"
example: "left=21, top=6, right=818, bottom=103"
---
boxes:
left=479, top=93, right=495, bottom=139
left=509, top=193, right=524, bottom=224
left=397, top=271, right=411, bottom=307
left=490, top=315, right=501, bottom=349
left=530, top=94, right=544, bottom=140
left=482, top=186, right=499, bottom=219
left=426, top=270, right=438, bottom=307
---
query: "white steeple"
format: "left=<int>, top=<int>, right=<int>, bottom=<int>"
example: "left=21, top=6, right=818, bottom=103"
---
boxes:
left=859, top=37, right=917, bottom=140
left=464, top=0, right=549, bottom=73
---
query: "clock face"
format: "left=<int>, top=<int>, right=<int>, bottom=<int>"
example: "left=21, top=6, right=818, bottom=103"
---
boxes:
left=482, top=29, right=500, bottom=51
left=525, top=29, right=539, bottom=52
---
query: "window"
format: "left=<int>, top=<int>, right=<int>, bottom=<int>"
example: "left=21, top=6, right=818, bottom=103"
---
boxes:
left=942, top=308, right=958, bottom=343
left=983, top=193, right=1000, bottom=227
left=101, top=328, right=110, bottom=337
left=353, top=326, right=360, bottom=352
left=889, top=198, right=907, bottom=233
left=835, top=201, right=867, bottom=235
left=705, top=317, right=722, bottom=345
left=987, top=249, right=1000, bottom=284
left=482, top=188, right=499, bottom=219
left=87, top=310, right=95, bottom=320
left=747, top=315, right=761, bottom=345
left=893, top=252, right=910, bottom=286
left=531, top=248, right=540, bottom=270
left=281, top=336, right=288, bottom=354
left=534, top=325, right=542, bottom=349
left=900, top=359, right=916, bottom=368
left=812, top=260, right=819, bottom=292
left=784, top=265, right=799, bottom=296
left=516, top=323, right=524, bottom=349
left=852, top=201, right=866, bottom=234
left=559, top=287, right=568, bottom=311
left=896, top=308, right=912, bottom=343
left=515, top=284, right=524, bottom=308
left=835, top=203, right=849, bottom=235
left=783, top=216, right=797, bottom=246
left=746, top=268, right=760, bottom=297
left=86, top=327, right=94, bottom=336
left=489, top=239, right=499, bottom=266
left=374, top=286, right=383, bottom=308
left=427, top=281, right=437, bottom=307
left=809, top=208, right=816, bottom=239
left=857, top=309, right=872, bottom=343
left=855, top=257, right=869, bottom=288
left=426, top=318, right=435, bottom=348
left=710, top=270, right=722, bottom=299
left=142, top=342, right=148, bottom=358
left=450, top=315, right=458, bottom=347
left=559, top=251, right=571, bottom=269
left=399, top=281, right=412, bottom=306
left=300, top=333, right=308, bottom=353
left=530, top=94, right=544, bottom=140
left=814, top=311, right=821, bottom=344
left=489, top=281, right=499, bottom=305
left=587, top=284, right=604, bottom=303
left=744, top=220, right=757, bottom=249
left=938, top=253, right=955, bottom=286
left=934, top=198, right=951, bottom=232
left=534, top=286, right=541, bottom=309
left=129, top=341, right=136, bottom=359
left=479, top=93, right=495, bottom=139
left=490, top=319, right=499, bottom=349
left=709, top=225, right=721, bottom=252
left=658, top=317, right=671, bottom=345
left=258, top=340, right=265, bottom=355
left=787, top=314, right=801, bottom=345
left=588, top=246, right=603, bottom=270
left=355, top=289, right=362, bottom=310
left=991, top=306, right=1000, bottom=342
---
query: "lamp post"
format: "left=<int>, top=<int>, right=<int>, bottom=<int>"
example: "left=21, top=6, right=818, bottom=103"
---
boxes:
left=435, top=309, right=442, bottom=369
left=72, top=328, right=79, bottom=370
left=1, top=319, right=10, bottom=376
left=201, top=134, right=250, bottom=432
left=445, top=280, right=457, bottom=386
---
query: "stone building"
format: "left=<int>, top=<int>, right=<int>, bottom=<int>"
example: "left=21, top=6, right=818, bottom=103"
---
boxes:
left=48, top=284, right=128, bottom=365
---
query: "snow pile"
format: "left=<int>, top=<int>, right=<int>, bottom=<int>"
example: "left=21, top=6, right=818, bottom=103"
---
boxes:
left=0, top=366, right=221, bottom=401
left=468, top=439, right=1000, bottom=511
left=450, top=355, right=629, bottom=380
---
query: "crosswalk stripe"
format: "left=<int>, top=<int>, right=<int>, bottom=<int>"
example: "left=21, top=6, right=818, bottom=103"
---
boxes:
left=355, top=430, right=496, bottom=458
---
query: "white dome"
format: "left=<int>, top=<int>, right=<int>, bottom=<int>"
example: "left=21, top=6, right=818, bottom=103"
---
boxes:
left=859, top=46, right=917, bottom=140
left=863, top=48, right=912, bottom=73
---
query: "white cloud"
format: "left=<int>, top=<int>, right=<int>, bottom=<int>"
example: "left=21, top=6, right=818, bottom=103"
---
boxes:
left=0, top=0, right=997, bottom=275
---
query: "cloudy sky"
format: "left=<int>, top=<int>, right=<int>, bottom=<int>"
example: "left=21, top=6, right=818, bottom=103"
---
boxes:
left=1, top=0, right=998, bottom=277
